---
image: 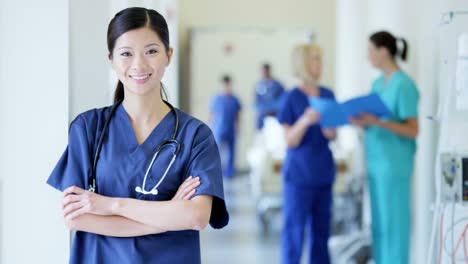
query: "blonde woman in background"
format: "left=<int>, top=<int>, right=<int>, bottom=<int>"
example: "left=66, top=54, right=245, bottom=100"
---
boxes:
left=277, top=44, right=336, bottom=264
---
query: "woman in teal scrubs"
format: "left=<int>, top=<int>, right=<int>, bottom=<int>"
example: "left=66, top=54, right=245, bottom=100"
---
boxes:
left=351, top=31, right=419, bottom=264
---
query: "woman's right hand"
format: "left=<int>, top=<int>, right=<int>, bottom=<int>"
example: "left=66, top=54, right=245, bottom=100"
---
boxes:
left=349, top=113, right=379, bottom=128
left=299, top=108, right=320, bottom=126
left=171, top=176, right=201, bottom=201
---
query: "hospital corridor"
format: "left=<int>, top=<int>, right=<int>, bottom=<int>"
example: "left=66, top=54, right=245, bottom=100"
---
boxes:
left=2, top=0, right=468, bottom=264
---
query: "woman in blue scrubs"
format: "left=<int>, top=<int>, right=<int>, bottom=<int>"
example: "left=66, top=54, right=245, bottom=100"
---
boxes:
left=277, top=44, right=336, bottom=264
left=351, top=31, right=419, bottom=264
left=47, top=7, right=228, bottom=264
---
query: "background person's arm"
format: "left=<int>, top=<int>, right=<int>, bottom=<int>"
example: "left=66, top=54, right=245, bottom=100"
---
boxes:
left=375, top=118, right=418, bottom=138
left=321, top=128, right=337, bottom=140
left=283, top=108, right=320, bottom=148
left=350, top=114, right=418, bottom=139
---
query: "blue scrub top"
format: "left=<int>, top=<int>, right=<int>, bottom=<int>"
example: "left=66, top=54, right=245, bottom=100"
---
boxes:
left=47, top=104, right=229, bottom=264
left=210, top=94, right=241, bottom=139
left=255, top=79, right=285, bottom=129
left=277, top=87, right=336, bottom=186
left=365, top=70, right=419, bottom=179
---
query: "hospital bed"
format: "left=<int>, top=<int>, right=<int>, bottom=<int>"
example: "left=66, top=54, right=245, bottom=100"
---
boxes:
left=246, top=117, right=285, bottom=235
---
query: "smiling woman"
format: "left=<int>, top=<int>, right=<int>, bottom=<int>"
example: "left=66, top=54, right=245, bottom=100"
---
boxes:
left=46, top=7, right=228, bottom=264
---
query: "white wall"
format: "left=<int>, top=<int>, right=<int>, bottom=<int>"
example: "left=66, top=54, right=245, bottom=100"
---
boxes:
left=178, top=0, right=336, bottom=110
left=431, top=3, right=468, bottom=263
left=0, top=0, right=7, bottom=260
left=0, top=0, right=70, bottom=263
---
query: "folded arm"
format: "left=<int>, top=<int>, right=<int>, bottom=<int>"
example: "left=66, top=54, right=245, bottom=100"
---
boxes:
left=62, top=176, right=203, bottom=237
left=112, top=195, right=213, bottom=231
left=66, top=214, right=164, bottom=237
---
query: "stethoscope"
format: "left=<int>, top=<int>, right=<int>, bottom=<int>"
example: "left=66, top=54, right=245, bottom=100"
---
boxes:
left=88, top=99, right=181, bottom=195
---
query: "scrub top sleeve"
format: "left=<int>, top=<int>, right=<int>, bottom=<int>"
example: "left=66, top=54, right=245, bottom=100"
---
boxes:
left=330, top=90, right=336, bottom=100
left=274, top=81, right=285, bottom=96
left=278, top=81, right=285, bottom=92
left=46, top=116, right=91, bottom=192
left=323, top=87, right=336, bottom=100
left=277, top=93, right=295, bottom=125
left=185, top=124, right=229, bottom=229
left=397, top=80, right=419, bottom=120
left=371, top=78, right=380, bottom=93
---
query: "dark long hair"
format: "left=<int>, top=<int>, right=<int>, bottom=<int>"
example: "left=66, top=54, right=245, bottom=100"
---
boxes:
left=370, top=31, right=408, bottom=61
left=107, top=7, right=170, bottom=104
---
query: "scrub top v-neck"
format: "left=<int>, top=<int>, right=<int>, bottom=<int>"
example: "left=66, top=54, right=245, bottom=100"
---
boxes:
left=47, top=104, right=229, bottom=264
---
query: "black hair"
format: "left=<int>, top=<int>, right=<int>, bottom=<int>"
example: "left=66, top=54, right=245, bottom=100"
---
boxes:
left=107, top=7, right=170, bottom=104
left=222, top=75, right=231, bottom=84
left=370, top=31, right=408, bottom=61
left=262, top=63, right=271, bottom=70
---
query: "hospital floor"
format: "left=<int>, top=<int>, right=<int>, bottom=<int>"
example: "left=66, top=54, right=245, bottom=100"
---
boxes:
left=200, top=173, right=373, bottom=264
left=201, top=174, right=282, bottom=264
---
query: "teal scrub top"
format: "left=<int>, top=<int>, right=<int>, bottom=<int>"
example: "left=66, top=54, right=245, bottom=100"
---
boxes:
left=364, top=70, right=419, bottom=179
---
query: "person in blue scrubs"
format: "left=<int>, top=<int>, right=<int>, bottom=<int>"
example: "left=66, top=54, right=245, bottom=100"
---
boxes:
left=47, top=7, right=228, bottom=264
left=277, top=44, right=336, bottom=264
left=210, top=75, right=242, bottom=179
left=351, top=31, right=419, bottom=264
left=254, top=63, right=285, bottom=130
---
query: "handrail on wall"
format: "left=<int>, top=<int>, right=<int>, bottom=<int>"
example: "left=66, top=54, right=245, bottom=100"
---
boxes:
left=441, top=10, right=468, bottom=25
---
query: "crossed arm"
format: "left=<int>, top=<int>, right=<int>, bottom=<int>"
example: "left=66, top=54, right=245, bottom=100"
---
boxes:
left=62, top=176, right=212, bottom=237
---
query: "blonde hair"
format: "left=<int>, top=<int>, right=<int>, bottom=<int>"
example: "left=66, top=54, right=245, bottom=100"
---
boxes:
left=291, top=43, right=322, bottom=81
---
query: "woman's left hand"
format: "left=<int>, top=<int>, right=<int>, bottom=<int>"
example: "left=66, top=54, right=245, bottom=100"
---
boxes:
left=62, top=186, right=113, bottom=220
left=321, top=128, right=337, bottom=140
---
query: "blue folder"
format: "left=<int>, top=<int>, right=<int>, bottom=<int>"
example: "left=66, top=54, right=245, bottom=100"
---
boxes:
left=308, top=94, right=391, bottom=128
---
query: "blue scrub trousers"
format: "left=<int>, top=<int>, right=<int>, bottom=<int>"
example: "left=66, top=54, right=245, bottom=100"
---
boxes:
left=281, top=182, right=332, bottom=264
left=368, top=172, right=411, bottom=264
left=215, top=133, right=236, bottom=178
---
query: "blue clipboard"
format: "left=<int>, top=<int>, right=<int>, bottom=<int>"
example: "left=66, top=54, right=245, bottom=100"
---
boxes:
left=308, top=93, right=391, bottom=128
left=342, top=94, right=391, bottom=118
left=308, top=98, right=348, bottom=127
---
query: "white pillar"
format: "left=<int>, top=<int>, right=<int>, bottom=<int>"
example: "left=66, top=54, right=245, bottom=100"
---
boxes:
left=70, top=0, right=111, bottom=119
left=334, top=0, right=368, bottom=174
left=411, top=1, right=442, bottom=263
left=335, top=0, right=368, bottom=100
left=0, top=1, right=70, bottom=263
